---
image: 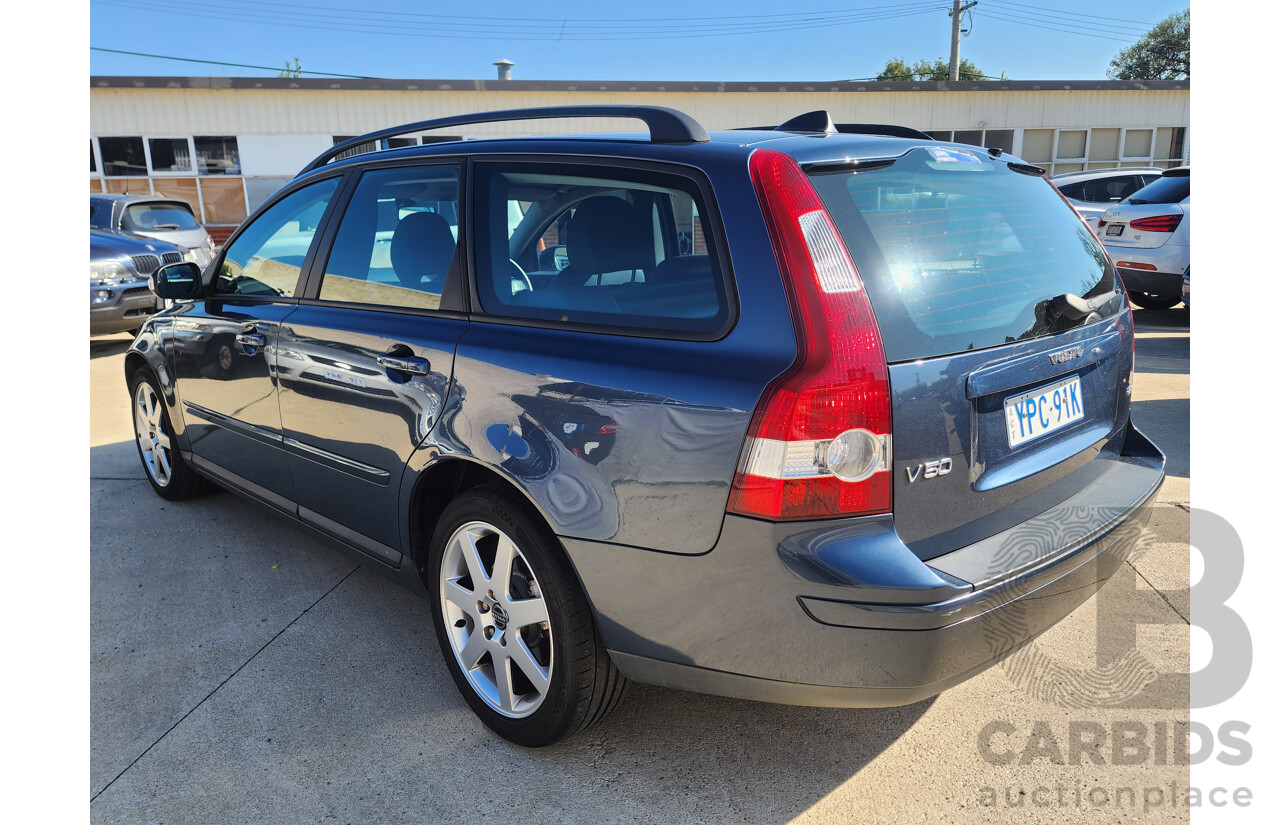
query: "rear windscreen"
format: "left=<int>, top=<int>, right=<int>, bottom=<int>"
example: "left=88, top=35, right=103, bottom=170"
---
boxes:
left=808, top=146, right=1120, bottom=362
left=1127, top=175, right=1189, bottom=205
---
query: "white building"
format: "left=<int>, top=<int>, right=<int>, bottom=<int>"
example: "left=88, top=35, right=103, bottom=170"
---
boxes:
left=90, top=76, right=1189, bottom=241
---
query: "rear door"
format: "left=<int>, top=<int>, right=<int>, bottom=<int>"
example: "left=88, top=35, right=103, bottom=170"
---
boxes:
left=809, top=146, right=1133, bottom=559
left=276, top=162, right=468, bottom=558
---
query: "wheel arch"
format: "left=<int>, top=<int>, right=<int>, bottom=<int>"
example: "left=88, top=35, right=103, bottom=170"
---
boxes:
left=404, top=456, right=581, bottom=594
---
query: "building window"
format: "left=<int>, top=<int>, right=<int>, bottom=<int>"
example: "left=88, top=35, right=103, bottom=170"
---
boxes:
left=148, top=138, right=194, bottom=173
left=195, top=136, right=240, bottom=175
left=98, top=137, right=148, bottom=176
left=923, top=129, right=1013, bottom=155
left=90, top=141, right=97, bottom=173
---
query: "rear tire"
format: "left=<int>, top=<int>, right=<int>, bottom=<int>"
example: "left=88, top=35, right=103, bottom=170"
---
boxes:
left=129, top=368, right=215, bottom=500
left=426, top=483, right=627, bottom=747
left=1129, top=292, right=1181, bottom=310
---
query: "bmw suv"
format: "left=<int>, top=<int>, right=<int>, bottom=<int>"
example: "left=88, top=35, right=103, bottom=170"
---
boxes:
left=129, top=106, right=1165, bottom=747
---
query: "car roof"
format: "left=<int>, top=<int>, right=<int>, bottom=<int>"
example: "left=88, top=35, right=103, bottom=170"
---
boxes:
left=90, top=194, right=193, bottom=206
left=309, top=129, right=990, bottom=180
left=1049, top=167, right=1163, bottom=181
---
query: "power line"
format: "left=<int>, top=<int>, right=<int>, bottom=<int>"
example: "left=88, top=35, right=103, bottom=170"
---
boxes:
left=93, top=0, right=942, bottom=40
left=980, top=11, right=1137, bottom=43
left=89, top=47, right=369, bottom=77
left=982, top=5, right=1151, bottom=36
left=985, top=1, right=1161, bottom=28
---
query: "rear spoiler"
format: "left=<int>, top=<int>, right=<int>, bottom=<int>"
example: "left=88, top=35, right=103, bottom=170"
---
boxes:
left=736, top=110, right=934, bottom=141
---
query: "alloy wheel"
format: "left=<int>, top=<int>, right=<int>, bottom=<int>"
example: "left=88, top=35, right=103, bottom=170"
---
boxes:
left=133, top=382, right=172, bottom=487
left=438, top=520, right=553, bottom=718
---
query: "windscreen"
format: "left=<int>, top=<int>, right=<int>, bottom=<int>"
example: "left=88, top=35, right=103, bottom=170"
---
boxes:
left=808, top=146, right=1119, bottom=362
left=122, top=203, right=201, bottom=232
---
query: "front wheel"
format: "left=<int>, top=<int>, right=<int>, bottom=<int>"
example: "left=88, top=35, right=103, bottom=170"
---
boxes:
left=427, top=484, right=627, bottom=746
left=129, top=369, right=215, bottom=500
left=1129, top=292, right=1182, bottom=310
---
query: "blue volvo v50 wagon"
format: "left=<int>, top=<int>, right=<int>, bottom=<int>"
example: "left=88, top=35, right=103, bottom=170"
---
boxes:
left=129, top=106, right=1165, bottom=746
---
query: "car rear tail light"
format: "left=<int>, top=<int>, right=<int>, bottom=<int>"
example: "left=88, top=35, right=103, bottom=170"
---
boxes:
left=1116, top=261, right=1157, bottom=271
left=728, top=149, right=892, bottom=521
left=1128, top=214, right=1183, bottom=232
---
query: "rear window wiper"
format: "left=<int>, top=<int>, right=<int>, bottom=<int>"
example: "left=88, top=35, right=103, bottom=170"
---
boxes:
left=1045, top=290, right=1122, bottom=331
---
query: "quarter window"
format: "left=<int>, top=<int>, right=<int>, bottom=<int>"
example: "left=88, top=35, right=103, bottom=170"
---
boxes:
left=215, top=177, right=339, bottom=298
left=473, top=162, right=729, bottom=335
left=317, top=165, right=461, bottom=310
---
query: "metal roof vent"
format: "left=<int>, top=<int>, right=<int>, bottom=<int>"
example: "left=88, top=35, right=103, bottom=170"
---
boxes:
left=493, top=59, right=514, bottom=81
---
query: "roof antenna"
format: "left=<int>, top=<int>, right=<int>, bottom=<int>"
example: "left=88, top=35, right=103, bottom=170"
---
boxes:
left=775, top=111, right=837, bottom=135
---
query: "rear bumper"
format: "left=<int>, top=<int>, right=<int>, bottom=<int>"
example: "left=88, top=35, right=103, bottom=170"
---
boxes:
left=1116, top=267, right=1183, bottom=298
left=1105, top=242, right=1189, bottom=298
left=566, top=423, right=1164, bottom=707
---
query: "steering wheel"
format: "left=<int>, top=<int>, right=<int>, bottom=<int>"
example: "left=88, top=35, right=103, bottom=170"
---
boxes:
left=508, top=259, right=534, bottom=295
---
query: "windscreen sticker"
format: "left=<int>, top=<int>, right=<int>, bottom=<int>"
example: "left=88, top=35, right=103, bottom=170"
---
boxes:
left=926, top=147, right=982, bottom=164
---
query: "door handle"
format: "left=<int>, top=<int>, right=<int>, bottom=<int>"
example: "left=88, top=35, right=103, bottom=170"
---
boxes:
left=236, top=332, right=267, bottom=350
left=376, top=355, right=431, bottom=375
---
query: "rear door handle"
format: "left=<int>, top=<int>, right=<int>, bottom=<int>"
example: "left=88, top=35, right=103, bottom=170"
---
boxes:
left=377, top=355, right=431, bottom=375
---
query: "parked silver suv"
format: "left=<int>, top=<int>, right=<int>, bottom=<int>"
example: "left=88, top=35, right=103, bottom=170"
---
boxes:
left=91, top=195, right=216, bottom=266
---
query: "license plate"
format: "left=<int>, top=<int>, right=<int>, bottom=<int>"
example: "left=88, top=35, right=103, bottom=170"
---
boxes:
left=1004, top=376, right=1085, bottom=448
left=1105, top=224, right=1124, bottom=236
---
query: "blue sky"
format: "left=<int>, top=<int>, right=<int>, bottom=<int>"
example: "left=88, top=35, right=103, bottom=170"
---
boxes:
left=89, top=0, right=1188, bottom=81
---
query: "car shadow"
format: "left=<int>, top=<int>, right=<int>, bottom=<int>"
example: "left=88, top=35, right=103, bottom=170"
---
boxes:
left=1129, top=397, right=1189, bottom=478
left=90, top=336, right=134, bottom=360
left=90, top=440, right=932, bottom=819
left=1132, top=305, right=1189, bottom=334
left=1133, top=333, right=1189, bottom=376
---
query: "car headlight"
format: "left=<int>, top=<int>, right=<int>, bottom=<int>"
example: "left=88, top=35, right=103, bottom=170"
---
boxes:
left=90, top=259, right=133, bottom=286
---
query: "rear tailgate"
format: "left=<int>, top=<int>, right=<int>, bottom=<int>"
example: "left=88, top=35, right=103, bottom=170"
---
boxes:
left=809, top=145, right=1135, bottom=560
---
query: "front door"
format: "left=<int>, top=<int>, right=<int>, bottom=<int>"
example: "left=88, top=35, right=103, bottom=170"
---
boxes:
left=172, top=176, right=343, bottom=506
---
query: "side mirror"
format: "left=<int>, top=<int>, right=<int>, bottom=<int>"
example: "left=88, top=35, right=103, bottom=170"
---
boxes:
left=537, top=244, right=569, bottom=272
left=151, top=261, right=205, bottom=300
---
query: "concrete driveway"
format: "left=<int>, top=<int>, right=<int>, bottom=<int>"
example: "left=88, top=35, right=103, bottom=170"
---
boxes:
left=90, top=307, right=1191, bottom=824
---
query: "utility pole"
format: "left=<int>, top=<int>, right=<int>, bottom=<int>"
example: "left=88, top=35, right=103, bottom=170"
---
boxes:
left=949, top=0, right=978, bottom=81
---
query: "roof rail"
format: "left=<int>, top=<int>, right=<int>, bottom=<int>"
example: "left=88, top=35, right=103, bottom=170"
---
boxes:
left=298, top=105, right=710, bottom=174
left=734, top=111, right=934, bottom=141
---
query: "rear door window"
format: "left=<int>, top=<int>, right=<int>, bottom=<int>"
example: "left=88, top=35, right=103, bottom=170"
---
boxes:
left=316, top=164, right=460, bottom=311
left=808, top=146, right=1120, bottom=362
left=472, top=161, right=730, bottom=336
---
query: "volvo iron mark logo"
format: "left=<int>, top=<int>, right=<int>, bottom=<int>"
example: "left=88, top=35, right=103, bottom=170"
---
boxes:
left=1048, top=345, right=1084, bottom=365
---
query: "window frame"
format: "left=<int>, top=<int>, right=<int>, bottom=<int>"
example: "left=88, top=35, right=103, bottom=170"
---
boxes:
left=205, top=169, right=352, bottom=303
left=296, top=158, right=469, bottom=318
left=463, top=154, right=739, bottom=342
left=144, top=136, right=198, bottom=176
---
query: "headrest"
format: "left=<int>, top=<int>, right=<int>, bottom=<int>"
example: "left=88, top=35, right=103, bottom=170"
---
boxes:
left=565, top=196, right=654, bottom=275
left=390, top=211, right=456, bottom=289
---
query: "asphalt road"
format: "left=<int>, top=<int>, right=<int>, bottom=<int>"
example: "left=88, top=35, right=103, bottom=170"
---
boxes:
left=89, top=306, right=1191, bottom=824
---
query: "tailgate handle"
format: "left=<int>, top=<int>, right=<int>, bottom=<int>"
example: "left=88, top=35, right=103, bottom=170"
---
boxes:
left=965, top=330, right=1123, bottom=399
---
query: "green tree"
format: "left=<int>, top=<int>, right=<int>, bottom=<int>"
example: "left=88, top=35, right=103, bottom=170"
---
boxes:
left=1107, top=10, right=1189, bottom=79
left=278, top=58, right=303, bottom=78
left=877, top=57, right=987, bottom=81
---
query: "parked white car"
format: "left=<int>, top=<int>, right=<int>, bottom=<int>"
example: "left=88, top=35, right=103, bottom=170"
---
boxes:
left=1098, top=167, right=1190, bottom=310
left=1051, top=167, right=1164, bottom=223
